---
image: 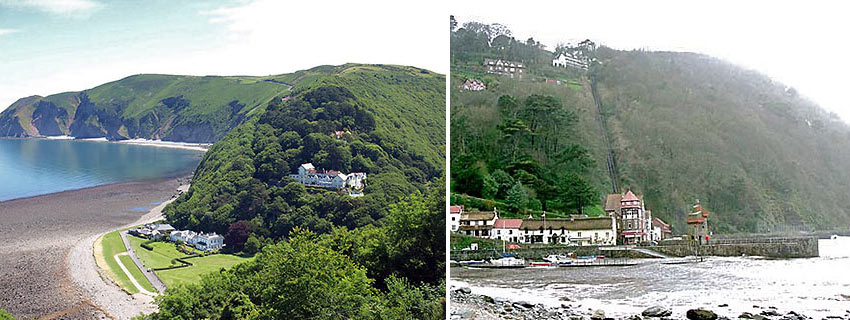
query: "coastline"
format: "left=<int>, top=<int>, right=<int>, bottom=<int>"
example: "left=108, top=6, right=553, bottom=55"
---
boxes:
left=1, top=136, right=210, bottom=152
left=68, top=184, right=190, bottom=319
left=0, top=177, right=188, bottom=319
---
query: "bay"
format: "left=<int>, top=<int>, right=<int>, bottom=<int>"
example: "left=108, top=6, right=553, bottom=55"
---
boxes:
left=0, top=139, right=202, bottom=202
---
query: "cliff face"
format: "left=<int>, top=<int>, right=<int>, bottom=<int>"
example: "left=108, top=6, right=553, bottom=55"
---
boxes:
left=0, top=74, right=293, bottom=143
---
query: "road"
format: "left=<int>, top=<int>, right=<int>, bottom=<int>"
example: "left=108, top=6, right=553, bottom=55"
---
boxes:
left=119, top=230, right=167, bottom=294
left=113, top=253, right=156, bottom=296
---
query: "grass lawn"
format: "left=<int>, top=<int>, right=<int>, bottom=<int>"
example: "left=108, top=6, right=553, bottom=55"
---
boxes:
left=127, top=236, right=190, bottom=269
left=156, top=254, right=252, bottom=288
left=95, top=229, right=155, bottom=294
left=126, top=236, right=253, bottom=288
left=117, top=254, right=156, bottom=293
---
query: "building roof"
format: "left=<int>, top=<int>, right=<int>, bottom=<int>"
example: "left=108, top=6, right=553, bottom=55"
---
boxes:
left=459, top=225, right=493, bottom=231
left=461, top=211, right=495, bottom=221
left=494, top=219, right=523, bottom=229
left=686, top=215, right=706, bottom=224
left=604, top=194, right=621, bottom=212
left=301, top=163, right=315, bottom=170
left=622, top=190, right=639, bottom=202
left=449, top=205, right=464, bottom=215
left=652, top=217, right=672, bottom=233
left=520, top=217, right=612, bottom=231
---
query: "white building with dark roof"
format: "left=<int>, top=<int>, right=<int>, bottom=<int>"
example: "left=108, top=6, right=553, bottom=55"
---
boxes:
left=483, top=58, right=525, bottom=79
left=169, top=230, right=224, bottom=251
left=289, top=163, right=366, bottom=190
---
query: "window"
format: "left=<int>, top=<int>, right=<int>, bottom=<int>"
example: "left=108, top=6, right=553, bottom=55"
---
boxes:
left=451, top=217, right=456, bottom=221
left=578, top=232, right=582, bottom=237
left=509, top=230, right=513, bottom=235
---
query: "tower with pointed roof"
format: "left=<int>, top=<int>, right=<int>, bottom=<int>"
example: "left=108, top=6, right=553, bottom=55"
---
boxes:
left=605, top=189, right=652, bottom=245
left=687, top=200, right=710, bottom=244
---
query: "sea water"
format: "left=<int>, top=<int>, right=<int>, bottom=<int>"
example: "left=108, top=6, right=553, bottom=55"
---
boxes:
left=452, top=237, right=850, bottom=318
left=0, top=139, right=201, bottom=201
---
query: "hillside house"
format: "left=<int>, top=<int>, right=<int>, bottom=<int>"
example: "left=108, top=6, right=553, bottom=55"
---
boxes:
left=289, top=163, right=366, bottom=190
left=483, top=58, right=525, bottom=79
left=490, top=218, right=523, bottom=243
left=459, top=209, right=498, bottom=237
left=519, top=216, right=616, bottom=245
left=552, top=51, right=589, bottom=70
left=461, top=79, right=486, bottom=91
left=449, top=205, right=463, bottom=232
left=605, top=190, right=653, bottom=245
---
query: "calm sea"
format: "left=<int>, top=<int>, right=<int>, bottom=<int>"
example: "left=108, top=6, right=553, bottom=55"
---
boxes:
left=0, top=139, right=202, bottom=201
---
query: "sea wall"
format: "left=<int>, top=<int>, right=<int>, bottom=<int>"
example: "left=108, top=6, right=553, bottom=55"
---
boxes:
left=652, top=236, right=819, bottom=258
left=450, top=245, right=655, bottom=261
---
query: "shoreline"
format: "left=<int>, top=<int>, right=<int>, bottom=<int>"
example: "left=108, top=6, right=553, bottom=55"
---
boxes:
left=449, top=287, right=841, bottom=320
left=0, top=177, right=188, bottom=319
left=0, top=175, right=192, bottom=204
left=68, top=184, right=190, bottom=319
left=0, top=136, right=211, bottom=152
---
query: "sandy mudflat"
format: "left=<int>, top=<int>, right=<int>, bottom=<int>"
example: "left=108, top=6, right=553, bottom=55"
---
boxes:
left=0, top=178, right=185, bottom=319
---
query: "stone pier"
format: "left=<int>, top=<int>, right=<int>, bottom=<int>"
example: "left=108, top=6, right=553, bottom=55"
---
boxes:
left=652, top=236, right=819, bottom=258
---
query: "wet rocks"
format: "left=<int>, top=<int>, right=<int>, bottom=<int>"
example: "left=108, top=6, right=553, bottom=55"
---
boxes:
left=455, top=287, right=472, bottom=294
left=739, top=312, right=755, bottom=319
left=761, top=310, right=781, bottom=317
left=643, top=306, right=673, bottom=317
left=687, top=309, right=719, bottom=320
left=591, top=309, right=606, bottom=320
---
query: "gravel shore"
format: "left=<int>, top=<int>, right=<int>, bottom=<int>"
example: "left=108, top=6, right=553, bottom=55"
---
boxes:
left=450, top=286, right=850, bottom=320
left=0, top=178, right=186, bottom=319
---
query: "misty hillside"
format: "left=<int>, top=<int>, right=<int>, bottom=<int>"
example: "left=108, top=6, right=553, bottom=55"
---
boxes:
left=450, top=21, right=850, bottom=233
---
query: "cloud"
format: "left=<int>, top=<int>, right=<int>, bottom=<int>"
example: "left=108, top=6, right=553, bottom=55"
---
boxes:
left=2, top=0, right=102, bottom=16
left=0, top=29, right=20, bottom=37
left=197, top=0, right=447, bottom=74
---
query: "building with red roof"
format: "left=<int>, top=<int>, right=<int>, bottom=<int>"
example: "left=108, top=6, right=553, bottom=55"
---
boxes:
left=604, top=190, right=652, bottom=245
left=491, top=219, right=523, bottom=243
left=687, top=201, right=710, bottom=244
left=449, top=205, right=463, bottom=232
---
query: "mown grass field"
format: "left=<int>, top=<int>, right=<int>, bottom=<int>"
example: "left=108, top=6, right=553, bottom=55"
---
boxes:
left=96, top=229, right=156, bottom=294
left=126, top=235, right=252, bottom=288
left=156, top=254, right=252, bottom=288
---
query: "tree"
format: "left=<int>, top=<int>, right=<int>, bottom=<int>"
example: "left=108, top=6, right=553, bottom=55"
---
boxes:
left=243, top=234, right=262, bottom=255
left=153, top=229, right=376, bottom=320
left=0, top=309, right=14, bottom=320
left=505, top=182, right=527, bottom=213
left=225, top=221, right=252, bottom=252
left=491, top=169, right=515, bottom=200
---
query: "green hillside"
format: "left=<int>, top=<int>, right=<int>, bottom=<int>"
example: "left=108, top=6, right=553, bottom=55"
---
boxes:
left=450, top=20, right=850, bottom=233
left=164, top=64, right=445, bottom=238
left=1, top=71, right=316, bottom=142
left=150, top=64, right=445, bottom=319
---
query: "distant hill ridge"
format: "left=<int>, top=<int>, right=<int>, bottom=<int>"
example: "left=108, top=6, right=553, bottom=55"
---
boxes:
left=0, top=63, right=434, bottom=143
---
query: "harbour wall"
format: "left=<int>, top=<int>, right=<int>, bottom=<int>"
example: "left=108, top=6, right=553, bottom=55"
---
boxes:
left=451, top=245, right=656, bottom=261
left=450, top=236, right=819, bottom=260
left=652, top=236, right=819, bottom=258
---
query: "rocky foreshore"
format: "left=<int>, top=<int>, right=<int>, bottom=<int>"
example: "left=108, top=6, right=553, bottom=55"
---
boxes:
left=450, top=287, right=850, bottom=320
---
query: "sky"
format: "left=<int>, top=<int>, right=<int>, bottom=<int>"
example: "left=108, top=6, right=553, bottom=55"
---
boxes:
left=0, top=0, right=447, bottom=112
left=453, top=0, right=850, bottom=122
